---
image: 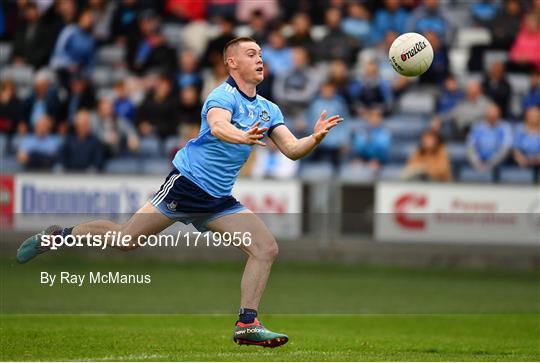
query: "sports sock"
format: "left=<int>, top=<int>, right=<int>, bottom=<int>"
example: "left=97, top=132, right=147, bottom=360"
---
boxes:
left=238, top=308, right=257, bottom=324
left=51, top=227, right=74, bottom=238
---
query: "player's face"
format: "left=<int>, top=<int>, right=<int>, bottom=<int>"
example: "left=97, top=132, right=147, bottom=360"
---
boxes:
left=235, top=42, right=264, bottom=85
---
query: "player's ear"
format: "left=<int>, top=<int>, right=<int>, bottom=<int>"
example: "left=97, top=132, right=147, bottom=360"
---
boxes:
left=227, top=56, right=237, bottom=70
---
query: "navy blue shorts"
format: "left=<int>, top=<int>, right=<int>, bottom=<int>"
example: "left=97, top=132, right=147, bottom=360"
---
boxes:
left=149, top=168, right=245, bottom=231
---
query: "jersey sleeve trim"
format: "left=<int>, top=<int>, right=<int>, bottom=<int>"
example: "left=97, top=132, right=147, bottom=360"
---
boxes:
left=268, top=122, right=285, bottom=136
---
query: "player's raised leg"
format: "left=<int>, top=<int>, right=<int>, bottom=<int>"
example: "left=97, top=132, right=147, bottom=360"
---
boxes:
left=206, top=209, right=288, bottom=348
left=16, top=202, right=174, bottom=263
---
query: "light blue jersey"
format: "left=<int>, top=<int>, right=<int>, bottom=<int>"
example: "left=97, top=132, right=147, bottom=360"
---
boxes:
left=173, top=76, right=285, bottom=197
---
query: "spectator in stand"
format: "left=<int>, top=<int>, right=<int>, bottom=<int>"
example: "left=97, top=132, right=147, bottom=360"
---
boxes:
left=436, top=74, right=464, bottom=115
left=49, top=8, right=96, bottom=89
left=419, top=31, right=448, bottom=85
left=136, top=73, right=178, bottom=139
left=236, top=0, right=279, bottom=24
left=11, top=1, right=56, bottom=69
left=437, top=80, right=490, bottom=139
left=371, top=0, right=409, bottom=45
left=326, top=60, right=353, bottom=109
left=402, top=129, right=452, bottom=181
left=273, top=47, right=321, bottom=117
left=112, top=80, right=135, bottom=124
left=110, top=0, right=141, bottom=44
left=0, top=79, right=22, bottom=135
left=127, top=9, right=177, bottom=76
left=349, top=59, right=393, bottom=116
left=510, top=12, right=540, bottom=72
left=16, top=114, right=62, bottom=170
left=287, top=13, right=313, bottom=47
left=251, top=138, right=298, bottom=179
left=201, top=60, right=228, bottom=100
left=262, top=27, right=293, bottom=77
left=467, top=103, right=512, bottom=174
left=523, top=70, right=540, bottom=112
left=42, top=0, right=78, bottom=46
left=305, top=80, right=350, bottom=168
left=57, top=110, right=105, bottom=171
left=468, top=0, right=522, bottom=72
left=341, top=2, right=372, bottom=47
left=470, top=0, right=499, bottom=26
left=176, top=49, right=202, bottom=92
left=88, top=0, right=116, bottom=44
left=177, top=86, right=202, bottom=127
left=248, top=9, right=270, bottom=45
left=407, top=0, right=452, bottom=45
left=287, top=12, right=313, bottom=50
left=65, top=75, right=96, bottom=126
left=314, top=7, right=359, bottom=65
left=350, top=108, right=391, bottom=171
left=207, top=0, right=237, bottom=22
left=94, top=97, right=139, bottom=157
left=201, top=15, right=236, bottom=68
left=482, top=60, right=512, bottom=118
left=22, top=69, right=62, bottom=130
left=164, top=0, right=206, bottom=23
left=513, top=106, right=540, bottom=182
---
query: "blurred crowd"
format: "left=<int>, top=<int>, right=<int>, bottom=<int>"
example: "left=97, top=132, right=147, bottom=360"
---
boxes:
left=0, top=0, right=539, bottom=183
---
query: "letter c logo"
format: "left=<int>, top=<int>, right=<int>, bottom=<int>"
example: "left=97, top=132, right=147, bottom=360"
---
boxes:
left=393, top=193, right=427, bottom=230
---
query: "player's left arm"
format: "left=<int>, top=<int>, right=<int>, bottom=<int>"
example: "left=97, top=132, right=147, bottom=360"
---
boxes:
left=270, top=111, right=343, bottom=161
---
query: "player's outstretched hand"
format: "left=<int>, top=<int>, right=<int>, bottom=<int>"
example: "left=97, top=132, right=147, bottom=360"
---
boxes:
left=312, top=110, right=344, bottom=144
left=244, top=121, right=268, bottom=146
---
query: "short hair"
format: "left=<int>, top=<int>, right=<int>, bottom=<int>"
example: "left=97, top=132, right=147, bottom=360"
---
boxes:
left=223, top=37, right=258, bottom=67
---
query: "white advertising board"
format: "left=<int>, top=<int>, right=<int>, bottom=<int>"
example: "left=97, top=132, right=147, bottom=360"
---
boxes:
left=375, top=182, right=540, bottom=245
left=13, top=174, right=301, bottom=238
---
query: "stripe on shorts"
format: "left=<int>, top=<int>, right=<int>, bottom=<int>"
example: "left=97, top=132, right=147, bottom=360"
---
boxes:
left=150, top=173, right=180, bottom=205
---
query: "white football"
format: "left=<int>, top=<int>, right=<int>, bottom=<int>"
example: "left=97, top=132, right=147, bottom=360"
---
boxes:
left=388, top=32, right=434, bottom=77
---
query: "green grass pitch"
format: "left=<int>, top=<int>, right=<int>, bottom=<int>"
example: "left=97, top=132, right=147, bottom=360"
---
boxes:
left=1, top=255, right=539, bottom=361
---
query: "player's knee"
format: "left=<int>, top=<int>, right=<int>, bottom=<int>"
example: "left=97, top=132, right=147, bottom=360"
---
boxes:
left=256, top=237, right=279, bottom=261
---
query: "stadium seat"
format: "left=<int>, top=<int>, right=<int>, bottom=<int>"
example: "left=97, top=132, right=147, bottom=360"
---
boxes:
left=142, top=158, right=171, bottom=175
left=449, top=48, right=469, bottom=76
left=508, top=74, right=530, bottom=96
left=0, top=156, right=22, bottom=173
left=0, top=134, right=8, bottom=157
left=389, top=142, right=416, bottom=163
left=380, top=164, right=403, bottom=181
left=0, top=43, right=12, bottom=65
left=0, top=65, right=34, bottom=88
left=162, top=23, right=184, bottom=50
left=181, top=21, right=210, bottom=56
left=164, top=136, right=180, bottom=156
left=299, top=162, right=333, bottom=181
left=104, top=157, right=141, bottom=174
left=456, top=27, right=491, bottom=48
left=446, top=142, right=468, bottom=164
left=499, top=167, right=534, bottom=184
left=139, top=137, right=163, bottom=157
left=91, top=67, right=115, bottom=88
left=96, top=45, right=125, bottom=66
left=338, top=163, right=376, bottom=182
left=310, top=25, right=328, bottom=41
left=397, top=91, right=435, bottom=115
left=385, top=118, right=426, bottom=142
left=459, top=167, right=494, bottom=183
left=483, top=50, right=508, bottom=70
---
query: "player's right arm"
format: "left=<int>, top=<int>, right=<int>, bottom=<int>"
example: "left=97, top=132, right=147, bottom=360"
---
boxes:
left=207, top=108, right=267, bottom=146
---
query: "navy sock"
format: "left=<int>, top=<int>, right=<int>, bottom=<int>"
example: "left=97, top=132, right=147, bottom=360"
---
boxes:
left=51, top=227, right=74, bottom=237
left=61, top=227, right=74, bottom=238
left=238, top=308, right=257, bottom=324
